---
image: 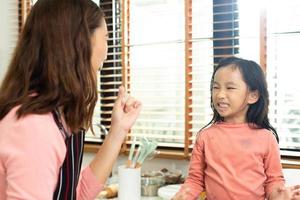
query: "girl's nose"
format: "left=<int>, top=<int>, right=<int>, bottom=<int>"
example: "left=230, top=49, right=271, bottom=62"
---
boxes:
left=216, top=89, right=226, bottom=99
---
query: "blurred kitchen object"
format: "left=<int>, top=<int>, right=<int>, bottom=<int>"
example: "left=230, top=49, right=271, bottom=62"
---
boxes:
left=97, top=184, right=118, bottom=199
left=157, top=184, right=181, bottom=200
left=160, top=168, right=184, bottom=184
left=158, top=184, right=206, bottom=200
left=96, top=123, right=108, bottom=135
left=118, top=165, right=141, bottom=200
left=127, top=137, right=158, bottom=168
left=135, top=140, right=157, bottom=168
left=141, top=171, right=165, bottom=196
left=127, top=137, right=137, bottom=167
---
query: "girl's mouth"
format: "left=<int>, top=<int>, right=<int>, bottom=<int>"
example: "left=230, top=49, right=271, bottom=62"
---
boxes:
left=217, top=102, right=229, bottom=108
left=216, top=102, right=229, bottom=114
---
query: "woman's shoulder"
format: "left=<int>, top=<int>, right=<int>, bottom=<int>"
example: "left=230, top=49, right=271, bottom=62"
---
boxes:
left=0, top=106, right=65, bottom=153
left=0, top=107, right=67, bottom=189
left=1, top=106, right=55, bottom=129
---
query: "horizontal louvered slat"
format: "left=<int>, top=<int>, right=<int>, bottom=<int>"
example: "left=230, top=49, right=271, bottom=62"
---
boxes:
left=124, top=0, right=185, bottom=148
left=86, top=0, right=122, bottom=142
left=266, top=0, right=300, bottom=151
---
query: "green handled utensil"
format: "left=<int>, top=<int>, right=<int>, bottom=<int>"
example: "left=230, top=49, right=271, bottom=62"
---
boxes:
left=135, top=140, right=157, bottom=168
left=127, top=137, right=136, bottom=167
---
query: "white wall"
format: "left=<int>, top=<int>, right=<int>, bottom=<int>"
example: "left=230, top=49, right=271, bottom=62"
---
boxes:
left=0, top=0, right=18, bottom=84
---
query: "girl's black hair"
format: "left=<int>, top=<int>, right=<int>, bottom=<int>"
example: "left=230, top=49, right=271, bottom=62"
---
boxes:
left=202, top=57, right=279, bottom=142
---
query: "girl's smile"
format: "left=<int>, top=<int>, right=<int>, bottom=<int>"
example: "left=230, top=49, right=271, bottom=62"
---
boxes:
left=215, top=101, right=229, bottom=112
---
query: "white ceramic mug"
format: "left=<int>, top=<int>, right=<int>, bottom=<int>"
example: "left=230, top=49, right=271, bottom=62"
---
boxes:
left=118, top=165, right=141, bottom=200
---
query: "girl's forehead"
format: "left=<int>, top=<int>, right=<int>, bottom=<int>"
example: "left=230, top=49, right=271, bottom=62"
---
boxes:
left=219, top=64, right=239, bottom=72
left=215, top=65, right=241, bottom=76
left=214, top=65, right=246, bottom=83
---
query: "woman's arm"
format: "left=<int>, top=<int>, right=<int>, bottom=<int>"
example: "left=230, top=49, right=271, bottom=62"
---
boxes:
left=89, top=86, right=141, bottom=185
left=76, top=86, right=141, bottom=199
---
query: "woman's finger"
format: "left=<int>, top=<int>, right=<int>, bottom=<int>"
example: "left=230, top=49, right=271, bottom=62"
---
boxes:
left=292, top=185, right=300, bottom=191
left=124, top=98, right=141, bottom=113
left=125, top=97, right=136, bottom=105
left=292, top=190, right=300, bottom=196
left=115, top=86, right=127, bottom=106
left=292, top=194, right=300, bottom=200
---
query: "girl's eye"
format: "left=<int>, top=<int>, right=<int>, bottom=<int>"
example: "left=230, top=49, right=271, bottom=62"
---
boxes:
left=227, top=87, right=236, bottom=90
left=212, top=86, right=219, bottom=89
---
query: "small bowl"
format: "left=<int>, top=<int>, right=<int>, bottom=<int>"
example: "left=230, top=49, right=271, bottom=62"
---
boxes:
left=141, top=172, right=165, bottom=196
left=160, top=168, right=183, bottom=184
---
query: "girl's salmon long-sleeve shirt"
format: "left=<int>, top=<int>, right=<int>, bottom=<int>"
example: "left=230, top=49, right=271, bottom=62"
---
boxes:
left=0, top=107, right=103, bottom=199
left=182, top=122, right=284, bottom=200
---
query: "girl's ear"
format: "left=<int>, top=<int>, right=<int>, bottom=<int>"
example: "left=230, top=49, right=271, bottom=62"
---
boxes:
left=248, top=90, right=259, bottom=105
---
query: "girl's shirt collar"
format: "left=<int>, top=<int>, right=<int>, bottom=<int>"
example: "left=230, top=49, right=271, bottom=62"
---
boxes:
left=214, top=121, right=258, bottom=128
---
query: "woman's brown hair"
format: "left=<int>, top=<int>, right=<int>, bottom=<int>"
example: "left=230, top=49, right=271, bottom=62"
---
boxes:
left=0, top=0, right=104, bottom=132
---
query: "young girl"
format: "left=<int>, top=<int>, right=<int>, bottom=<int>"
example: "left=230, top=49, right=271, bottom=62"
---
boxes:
left=173, top=57, right=300, bottom=200
left=0, top=0, right=141, bottom=199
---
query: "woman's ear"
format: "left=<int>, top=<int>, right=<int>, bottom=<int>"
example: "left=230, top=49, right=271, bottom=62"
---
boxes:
left=248, top=90, right=259, bottom=104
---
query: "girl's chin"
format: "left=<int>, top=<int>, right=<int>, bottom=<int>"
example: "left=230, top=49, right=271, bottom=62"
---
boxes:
left=217, top=110, right=228, bottom=117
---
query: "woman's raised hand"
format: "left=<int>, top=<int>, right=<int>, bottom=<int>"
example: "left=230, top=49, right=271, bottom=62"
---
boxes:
left=110, top=86, right=142, bottom=136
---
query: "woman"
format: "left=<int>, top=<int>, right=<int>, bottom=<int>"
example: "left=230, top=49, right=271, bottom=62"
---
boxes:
left=0, top=0, right=141, bottom=199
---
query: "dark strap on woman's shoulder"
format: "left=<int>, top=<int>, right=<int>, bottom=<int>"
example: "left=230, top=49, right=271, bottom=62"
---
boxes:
left=52, top=108, right=86, bottom=199
left=53, top=130, right=85, bottom=200
left=52, top=109, right=68, bottom=138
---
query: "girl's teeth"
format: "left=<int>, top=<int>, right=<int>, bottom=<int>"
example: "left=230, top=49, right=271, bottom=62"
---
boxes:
left=218, top=103, right=228, bottom=108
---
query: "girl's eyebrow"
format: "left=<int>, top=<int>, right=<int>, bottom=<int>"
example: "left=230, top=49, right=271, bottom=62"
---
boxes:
left=213, top=81, right=238, bottom=86
left=225, top=81, right=238, bottom=85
